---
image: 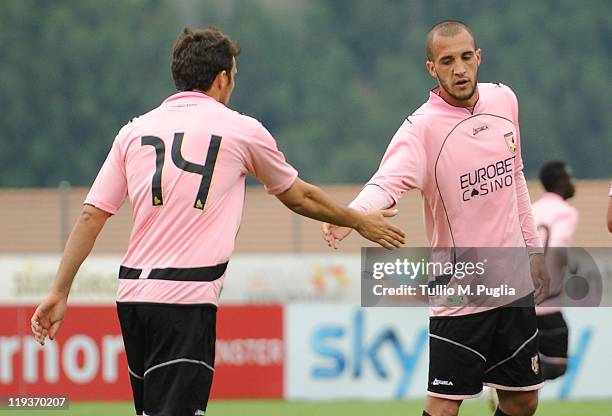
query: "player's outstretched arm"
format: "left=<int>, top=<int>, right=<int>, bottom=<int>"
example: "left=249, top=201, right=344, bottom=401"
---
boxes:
left=321, top=184, right=398, bottom=249
left=31, top=204, right=110, bottom=345
left=276, top=178, right=405, bottom=249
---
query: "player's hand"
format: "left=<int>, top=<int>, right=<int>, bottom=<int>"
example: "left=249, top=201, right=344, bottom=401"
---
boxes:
left=31, top=292, right=68, bottom=346
left=322, top=223, right=353, bottom=249
left=354, top=209, right=405, bottom=250
left=530, top=252, right=550, bottom=304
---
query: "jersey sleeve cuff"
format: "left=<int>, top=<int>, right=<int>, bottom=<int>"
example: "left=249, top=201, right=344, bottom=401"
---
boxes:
left=265, top=171, right=299, bottom=195
left=83, top=199, right=118, bottom=216
left=527, top=246, right=545, bottom=255
left=349, top=184, right=396, bottom=211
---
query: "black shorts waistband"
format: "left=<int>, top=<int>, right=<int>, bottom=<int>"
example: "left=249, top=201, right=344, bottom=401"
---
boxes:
left=118, top=261, right=228, bottom=282
left=429, top=291, right=535, bottom=321
left=116, top=301, right=218, bottom=310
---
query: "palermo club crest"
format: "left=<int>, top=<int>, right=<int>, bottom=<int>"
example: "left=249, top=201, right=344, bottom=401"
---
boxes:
left=504, top=132, right=517, bottom=154
left=531, top=354, right=540, bottom=374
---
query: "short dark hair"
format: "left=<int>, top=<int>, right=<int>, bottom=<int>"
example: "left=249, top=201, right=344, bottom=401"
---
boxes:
left=539, top=160, right=570, bottom=192
left=426, top=20, right=476, bottom=61
left=171, top=27, right=240, bottom=92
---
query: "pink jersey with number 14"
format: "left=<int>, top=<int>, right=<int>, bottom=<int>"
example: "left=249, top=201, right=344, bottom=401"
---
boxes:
left=85, top=91, right=298, bottom=305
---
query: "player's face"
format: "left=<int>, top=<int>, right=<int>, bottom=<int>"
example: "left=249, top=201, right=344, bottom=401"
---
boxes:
left=220, top=57, right=237, bottom=106
left=426, top=30, right=481, bottom=106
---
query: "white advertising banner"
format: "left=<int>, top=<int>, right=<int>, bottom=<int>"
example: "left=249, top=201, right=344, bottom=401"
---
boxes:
left=2, top=251, right=611, bottom=306
left=222, top=254, right=361, bottom=303
left=0, top=255, right=120, bottom=305
left=0, top=254, right=362, bottom=304
left=285, top=304, right=612, bottom=400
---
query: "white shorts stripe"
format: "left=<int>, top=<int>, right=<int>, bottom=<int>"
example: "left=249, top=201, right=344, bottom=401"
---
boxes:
left=429, top=333, right=487, bottom=362
left=128, top=366, right=144, bottom=380
left=143, top=358, right=215, bottom=378
left=484, top=329, right=538, bottom=374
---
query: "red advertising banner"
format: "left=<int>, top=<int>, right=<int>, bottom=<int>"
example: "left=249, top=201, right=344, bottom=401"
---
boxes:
left=212, top=304, right=284, bottom=399
left=0, top=305, right=284, bottom=400
left=0, top=305, right=285, bottom=400
left=0, top=305, right=131, bottom=400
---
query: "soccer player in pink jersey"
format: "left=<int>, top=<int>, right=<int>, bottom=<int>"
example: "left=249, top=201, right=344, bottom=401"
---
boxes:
left=29, top=27, right=405, bottom=415
left=323, top=21, right=550, bottom=416
left=531, top=161, right=577, bottom=381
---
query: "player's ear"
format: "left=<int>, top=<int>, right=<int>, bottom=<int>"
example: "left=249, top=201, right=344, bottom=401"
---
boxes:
left=220, top=70, right=229, bottom=88
left=475, top=48, right=482, bottom=66
left=426, top=60, right=436, bottom=78
left=213, top=70, right=226, bottom=90
left=215, top=69, right=227, bottom=90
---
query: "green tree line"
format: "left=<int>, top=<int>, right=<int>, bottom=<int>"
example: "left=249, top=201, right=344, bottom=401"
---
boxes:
left=1, top=0, right=610, bottom=187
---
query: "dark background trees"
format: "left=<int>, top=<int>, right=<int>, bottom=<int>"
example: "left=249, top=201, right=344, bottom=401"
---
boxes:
left=1, top=0, right=610, bottom=187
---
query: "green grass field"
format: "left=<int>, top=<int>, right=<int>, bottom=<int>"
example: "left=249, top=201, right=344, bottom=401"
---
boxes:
left=1, top=400, right=610, bottom=415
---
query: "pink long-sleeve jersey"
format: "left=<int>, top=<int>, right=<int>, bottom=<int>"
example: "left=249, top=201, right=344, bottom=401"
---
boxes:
left=351, top=83, right=543, bottom=316
left=85, top=91, right=298, bottom=305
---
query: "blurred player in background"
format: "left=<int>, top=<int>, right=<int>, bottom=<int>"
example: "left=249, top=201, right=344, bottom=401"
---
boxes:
left=323, top=20, right=549, bottom=416
left=30, top=27, right=405, bottom=416
left=531, top=160, right=578, bottom=381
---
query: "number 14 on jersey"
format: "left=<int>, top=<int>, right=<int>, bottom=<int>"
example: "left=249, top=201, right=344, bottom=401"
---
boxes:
left=141, top=132, right=222, bottom=210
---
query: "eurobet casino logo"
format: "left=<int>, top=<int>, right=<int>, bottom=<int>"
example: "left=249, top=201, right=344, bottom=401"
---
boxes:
left=459, top=157, right=514, bottom=202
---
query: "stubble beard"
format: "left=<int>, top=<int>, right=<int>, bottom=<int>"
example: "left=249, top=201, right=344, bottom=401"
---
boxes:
left=439, top=68, right=479, bottom=103
left=440, top=77, right=477, bottom=102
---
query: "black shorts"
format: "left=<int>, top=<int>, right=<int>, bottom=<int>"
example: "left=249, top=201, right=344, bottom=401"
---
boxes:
left=117, top=302, right=216, bottom=416
left=536, top=311, right=569, bottom=363
left=428, top=293, right=543, bottom=399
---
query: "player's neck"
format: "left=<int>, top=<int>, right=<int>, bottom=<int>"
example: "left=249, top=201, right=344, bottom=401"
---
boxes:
left=193, top=88, right=223, bottom=104
left=552, top=189, right=571, bottom=201
left=438, top=85, right=480, bottom=109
